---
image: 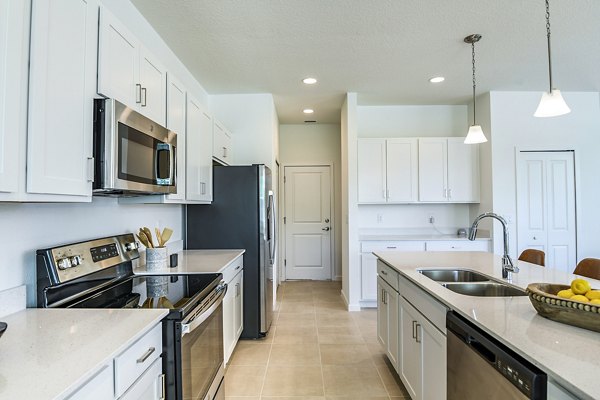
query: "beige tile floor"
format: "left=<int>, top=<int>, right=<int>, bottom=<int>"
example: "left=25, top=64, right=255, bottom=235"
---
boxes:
left=224, top=281, right=411, bottom=400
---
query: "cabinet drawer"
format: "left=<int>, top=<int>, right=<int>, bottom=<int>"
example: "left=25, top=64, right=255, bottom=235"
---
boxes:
left=398, top=274, right=447, bottom=333
left=425, top=240, right=490, bottom=252
left=377, top=260, right=399, bottom=292
left=114, top=323, right=162, bottom=397
left=222, top=255, right=243, bottom=284
left=361, top=241, right=426, bottom=253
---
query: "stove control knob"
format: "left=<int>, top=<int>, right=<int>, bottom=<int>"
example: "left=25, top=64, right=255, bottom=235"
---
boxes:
left=70, top=255, right=82, bottom=266
left=125, top=242, right=138, bottom=252
left=57, top=258, right=72, bottom=270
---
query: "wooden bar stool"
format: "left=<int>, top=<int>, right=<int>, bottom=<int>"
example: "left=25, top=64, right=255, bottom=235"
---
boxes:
left=573, top=258, right=600, bottom=280
left=518, top=249, right=545, bottom=267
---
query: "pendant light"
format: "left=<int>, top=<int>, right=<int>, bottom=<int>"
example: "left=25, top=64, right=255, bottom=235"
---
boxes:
left=464, top=34, right=487, bottom=144
left=534, top=0, right=570, bottom=117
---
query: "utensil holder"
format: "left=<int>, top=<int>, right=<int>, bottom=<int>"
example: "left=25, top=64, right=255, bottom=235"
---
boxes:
left=146, top=247, right=168, bottom=271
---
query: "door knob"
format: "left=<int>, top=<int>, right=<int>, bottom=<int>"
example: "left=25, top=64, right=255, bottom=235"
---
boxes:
left=322, top=227, right=330, bottom=231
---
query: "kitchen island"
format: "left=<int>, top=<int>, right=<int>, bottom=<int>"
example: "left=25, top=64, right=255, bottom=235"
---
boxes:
left=375, top=251, right=600, bottom=400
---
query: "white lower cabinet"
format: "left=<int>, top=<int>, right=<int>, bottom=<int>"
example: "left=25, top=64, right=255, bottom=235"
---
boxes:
left=67, top=364, right=114, bottom=400
left=362, top=239, right=489, bottom=305
left=67, top=323, right=164, bottom=400
left=223, top=255, right=244, bottom=364
left=377, top=260, right=447, bottom=400
left=377, top=276, right=399, bottom=368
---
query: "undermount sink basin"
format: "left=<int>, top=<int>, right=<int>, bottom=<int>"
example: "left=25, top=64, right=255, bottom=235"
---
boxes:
left=441, top=282, right=527, bottom=297
left=417, top=269, right=491, bottom=283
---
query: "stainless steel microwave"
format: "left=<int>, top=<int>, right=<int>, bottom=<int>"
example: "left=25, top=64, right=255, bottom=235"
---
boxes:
left=93, top=99, right=177, bottom=196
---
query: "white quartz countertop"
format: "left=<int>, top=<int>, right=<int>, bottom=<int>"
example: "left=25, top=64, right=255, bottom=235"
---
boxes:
left=134, top=249, right=245, bottom=275
left=374, top=251, right=600, bottom=399
left=0, top=308, right=168, bottom=400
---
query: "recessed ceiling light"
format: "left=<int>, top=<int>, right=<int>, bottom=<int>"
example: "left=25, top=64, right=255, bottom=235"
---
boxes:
left=302, top=77, right=317, bottom=85
left=303, top=108, right=314, bottom=114
left=429, top=76, right=445, bottom=83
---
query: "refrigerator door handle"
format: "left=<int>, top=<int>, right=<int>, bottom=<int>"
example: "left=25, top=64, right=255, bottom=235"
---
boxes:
left=268, top=191, right=276, bottom=264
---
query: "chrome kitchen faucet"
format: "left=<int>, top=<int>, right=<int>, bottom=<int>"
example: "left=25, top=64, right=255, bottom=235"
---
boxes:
left=468, top=212, right=518, bottom=280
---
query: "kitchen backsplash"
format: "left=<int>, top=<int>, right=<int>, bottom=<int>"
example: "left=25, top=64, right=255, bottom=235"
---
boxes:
left=358, top=203, right=471, bottom=229
left=0, top=197, right=184, bottom=306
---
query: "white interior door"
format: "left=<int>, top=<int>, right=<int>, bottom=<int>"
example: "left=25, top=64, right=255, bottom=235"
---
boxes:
left=516, top=151, right=576, bottom=272
left=284, top=166, right=332, bottom=280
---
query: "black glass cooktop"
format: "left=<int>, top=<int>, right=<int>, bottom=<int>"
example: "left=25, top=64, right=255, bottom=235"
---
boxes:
left=67, top=273, right=221, bottom=317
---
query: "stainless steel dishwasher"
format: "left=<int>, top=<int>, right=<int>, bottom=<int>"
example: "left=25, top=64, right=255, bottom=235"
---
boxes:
left=447, top=312, right=547, bottom=400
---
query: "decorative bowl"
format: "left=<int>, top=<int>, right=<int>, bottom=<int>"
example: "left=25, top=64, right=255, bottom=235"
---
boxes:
left=526, top=283, right=600, bottom=333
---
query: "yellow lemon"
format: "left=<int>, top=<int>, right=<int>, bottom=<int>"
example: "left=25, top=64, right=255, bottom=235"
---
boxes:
left=557, top=289, right=574, bottom=299
left=570, top=295, right=589, bottom=303
left=585, top=290, right=600, bottom=300
left=571, top=279, right=591, bottom=295
left=591, top=299, right=600, bottom=305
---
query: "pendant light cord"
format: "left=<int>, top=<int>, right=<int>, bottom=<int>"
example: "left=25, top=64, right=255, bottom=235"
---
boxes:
left=472, top=41, right=477, bottom=126
left=546, top=0, right=553, bottom=92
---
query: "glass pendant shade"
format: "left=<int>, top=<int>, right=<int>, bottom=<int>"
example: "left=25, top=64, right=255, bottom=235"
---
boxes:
left=464, top=125, right=487, bottom=144
left=534, top=89, right=571, bottom=117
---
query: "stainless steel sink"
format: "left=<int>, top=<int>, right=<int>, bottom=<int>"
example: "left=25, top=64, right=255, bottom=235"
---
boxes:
left=418, top=269, right=491, bottom=283
left=441, top=282, right=527, bottom=297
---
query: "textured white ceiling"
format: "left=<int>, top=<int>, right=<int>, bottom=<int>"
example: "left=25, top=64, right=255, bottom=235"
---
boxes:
left=131, top=0, right=600, bottom=123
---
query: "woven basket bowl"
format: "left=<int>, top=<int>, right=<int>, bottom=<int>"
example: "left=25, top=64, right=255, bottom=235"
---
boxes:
left=526, top=283, right=600, bottom=333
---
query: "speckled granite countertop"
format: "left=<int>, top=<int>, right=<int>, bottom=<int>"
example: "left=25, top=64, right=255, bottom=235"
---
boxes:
left=0, top=308, right=167, bottom=399
left=374, top=251, right=600, bottom=399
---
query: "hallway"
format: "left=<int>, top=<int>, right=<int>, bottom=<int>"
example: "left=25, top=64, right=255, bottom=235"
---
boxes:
left=224, top=281, right=410, bottom=399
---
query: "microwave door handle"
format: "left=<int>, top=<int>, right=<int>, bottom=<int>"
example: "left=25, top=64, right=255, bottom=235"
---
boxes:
left=180, top=283, right=227, bottom=337
left=155, top=143, right=174, bottom=185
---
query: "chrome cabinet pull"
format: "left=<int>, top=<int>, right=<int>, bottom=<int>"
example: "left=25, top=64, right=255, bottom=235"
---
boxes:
left=443, top=188, right=448, bottom=198
left=136, top=83, right=142, bottom=103
left=235, top=265, right=241, bottom=270
left=448, top=188, right=452, bottom=199
left=141, top=87, right=147, bottom=107
left=159, top=373, right=166, bottom=400
left=386, top=246, right=397, bottom=249
left=87, top=157, right=94, bottom=182
left=380, top=270, right=388, bottom=275
left=415, top=323, right=421, bottom=343
left=136, top=347, right=155, bottom=363
left=412, top=321, right=417, bottom=339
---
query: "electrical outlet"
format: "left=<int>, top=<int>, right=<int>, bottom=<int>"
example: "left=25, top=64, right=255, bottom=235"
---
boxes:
left=428, top=215, right=435, bottom=224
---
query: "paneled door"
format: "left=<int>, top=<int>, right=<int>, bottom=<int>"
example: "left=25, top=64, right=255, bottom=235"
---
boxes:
left=516, top=151, right=576, bottom=272
left=284, top=166, right=332, bottom=280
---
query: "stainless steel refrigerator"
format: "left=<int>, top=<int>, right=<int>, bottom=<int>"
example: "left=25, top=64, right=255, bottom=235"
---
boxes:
left=186, top=164, right=275, bottom=338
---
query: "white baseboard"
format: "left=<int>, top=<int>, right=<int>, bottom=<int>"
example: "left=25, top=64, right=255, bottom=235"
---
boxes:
left=359, top=300, right=377, bottom=308
left=340, top=289, right=361, bottom=311
left=0, top=285, right=26, bottom=318
left=334, top=275, right=342, bottom=281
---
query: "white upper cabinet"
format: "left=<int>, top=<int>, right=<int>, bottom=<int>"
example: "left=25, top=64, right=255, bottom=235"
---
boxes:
left=358, top=139, right=386, bottom=203
left=98, top=7, right=166, bottom=126
left=418, top=138, right=479, bottom=203
left=213, top=120, right=233, bottom=165
left=165, top=73, right=187, bottom=201
left=0, top=0, right=28, bottom=194
left=387, top=139, right=418, bottom=203
left=186, top=95, right=213, bottom=203
left=446, top=138, right=480, bottom=202
left=358, top=138, right=418, bottom=203
left=26, top=0, right=98, bottom=196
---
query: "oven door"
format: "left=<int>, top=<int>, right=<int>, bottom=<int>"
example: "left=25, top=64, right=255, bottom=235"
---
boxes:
left=179, top=284, right=226, bottom=400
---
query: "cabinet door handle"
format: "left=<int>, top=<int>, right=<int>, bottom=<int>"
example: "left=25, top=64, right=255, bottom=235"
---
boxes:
left=136, top=347, right=156, bottom=363
left=443, top=188, right=448, bottom=198
left=159, top=373, right=166, bottom=400
left=415, top=323, right=421, bottom=343
left=448, top=188, right=452, bottom=199
left=412, top=320, right=417, bottom=339
left=235, top=265, right=241, bottom=270
left=386, top=246, right=397, bottom=249
left=141, top=87, right=147, bottom=107
left=223, top=147, right=227, bottom=158
left=382, top=190, right=386, bottom=200
left=380, top=270, right=388, bottom=275
left=136, top=83, right=142, bottom=103
left=87, top=157, right=94, bottom=182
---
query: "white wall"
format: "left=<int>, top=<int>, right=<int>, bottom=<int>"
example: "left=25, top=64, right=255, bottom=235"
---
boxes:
left=0, top=198, right=183, bottom=305
left=279, top=124, right=342, bottom=279
left=210, top=94, right=279, bottom=170
left=359, top=204, right=470, bottom=230
left=357, top=105, right=468, bottom=137
left=485, top=91, right=600, bottom=261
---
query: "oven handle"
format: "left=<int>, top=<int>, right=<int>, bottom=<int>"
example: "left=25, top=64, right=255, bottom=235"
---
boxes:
left=180, top=283, right=227, bottom=338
